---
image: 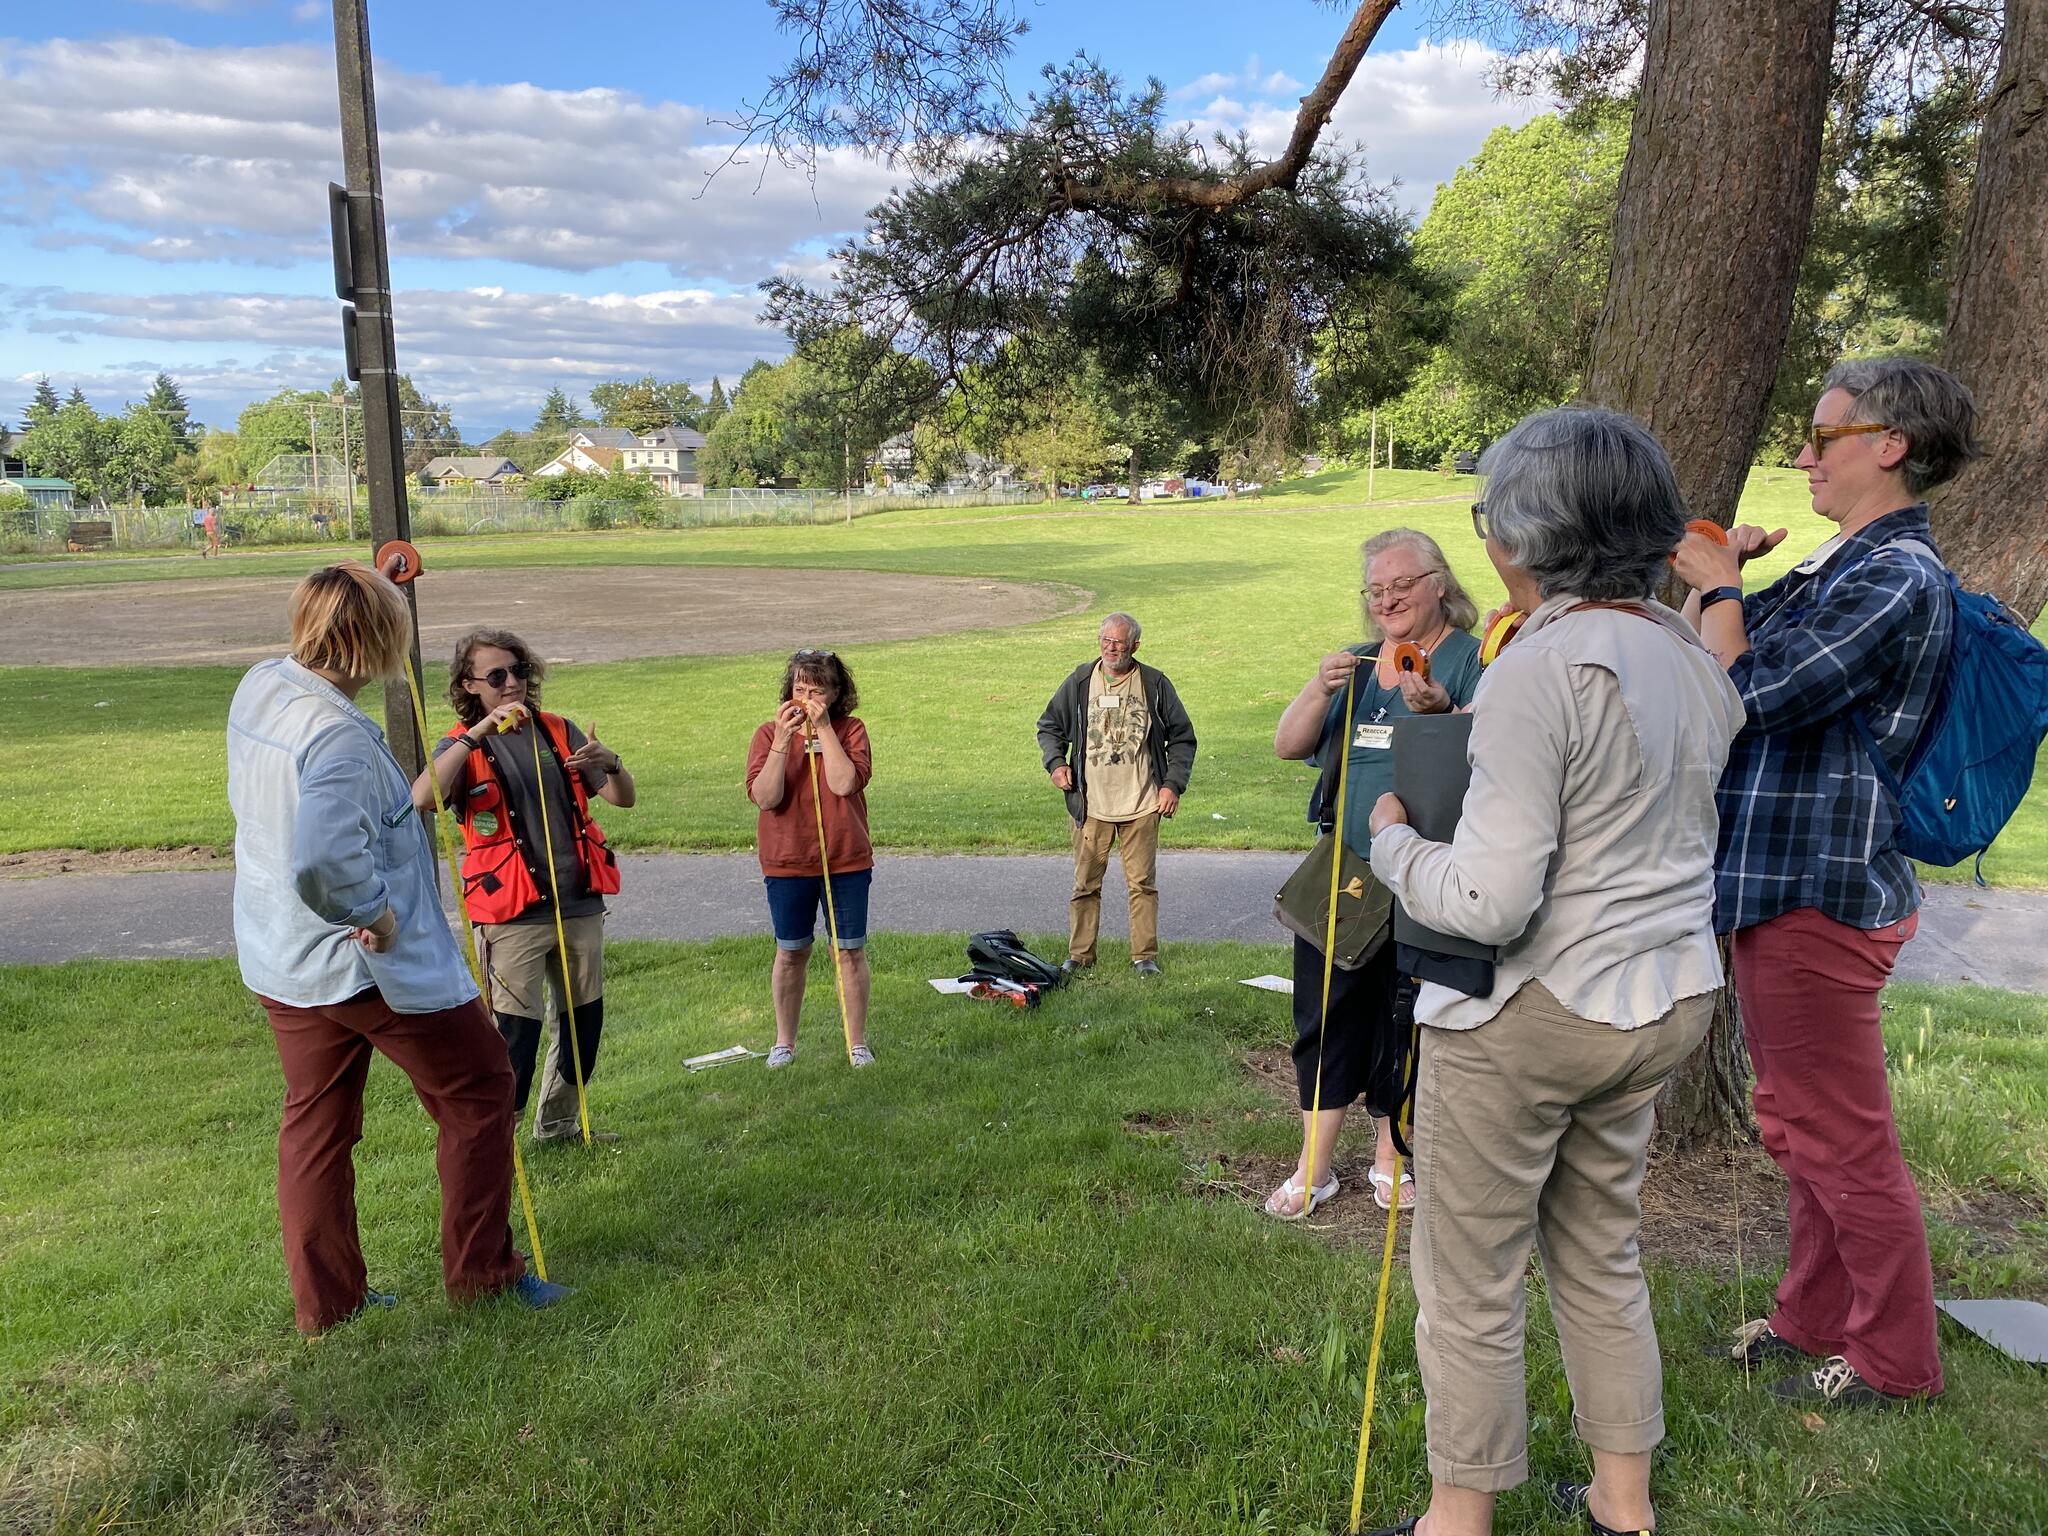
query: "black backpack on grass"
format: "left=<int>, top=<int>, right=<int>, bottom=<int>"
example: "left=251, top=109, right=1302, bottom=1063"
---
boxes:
left=965, top=930, right=1066, bottom=990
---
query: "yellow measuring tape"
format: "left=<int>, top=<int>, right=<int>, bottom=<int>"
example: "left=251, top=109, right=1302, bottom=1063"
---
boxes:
left=400, top=654, right=550, bottom=1282
left=527, top=723, right=594, bottom=1146
left=803, top=719, right=858, bottom=1064
left=1299, top=652, right=1411, bottom=1533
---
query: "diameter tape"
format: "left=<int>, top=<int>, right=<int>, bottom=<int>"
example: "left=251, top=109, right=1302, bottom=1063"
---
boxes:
left=375, top=539, right=423, bottom=584
left=1670, top=519, right=1731, bottom=564
left=1388, top=640, right=1429, bottom=680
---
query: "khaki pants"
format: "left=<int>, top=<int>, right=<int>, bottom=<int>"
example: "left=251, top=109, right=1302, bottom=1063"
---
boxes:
left=480, top=914, right=605, bottom=1140
left=1412, top=981, right=1714, bottom=1491
left=1068, top=812, right=1160, bottom=965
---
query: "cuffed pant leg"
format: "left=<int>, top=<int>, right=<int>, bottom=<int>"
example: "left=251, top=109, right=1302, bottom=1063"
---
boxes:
left=1412, top=1022, right=1545, bottom=1492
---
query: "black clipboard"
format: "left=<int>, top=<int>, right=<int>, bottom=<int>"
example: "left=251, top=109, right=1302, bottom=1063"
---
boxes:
left=1391, top=713, right=1497, bottom=995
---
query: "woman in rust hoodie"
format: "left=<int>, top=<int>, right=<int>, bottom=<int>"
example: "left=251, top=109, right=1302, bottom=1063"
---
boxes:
left=745, top=649, right=875, bottom=1068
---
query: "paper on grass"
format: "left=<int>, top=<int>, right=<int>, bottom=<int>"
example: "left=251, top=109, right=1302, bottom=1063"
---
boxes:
left=928, top=977, right=978, bottom=995
left=1936, top=1299, right=2048, bottom=1365
left=1240, top=975, right=1294, bottom=995
left=684, top=1044, right=762, bottom=1072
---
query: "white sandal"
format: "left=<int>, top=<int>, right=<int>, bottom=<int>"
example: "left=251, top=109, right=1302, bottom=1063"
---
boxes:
left=1368, top=1167, right=1415, bottom=1211
left=1263, top=1173, right=1339, bottom=1221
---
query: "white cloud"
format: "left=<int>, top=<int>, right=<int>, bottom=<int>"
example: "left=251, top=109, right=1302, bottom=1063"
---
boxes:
left=0, top=37, right=898, bottom=277
left=4, top=284, right=787, bottom=431
left=1169, top=57, right=1304, bottom=102
left=1176, top=41, right=1550, bottom=214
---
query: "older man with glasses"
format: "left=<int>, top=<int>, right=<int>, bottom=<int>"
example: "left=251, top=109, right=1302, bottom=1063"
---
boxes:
left=1036, top=613, right=1198, bottom=975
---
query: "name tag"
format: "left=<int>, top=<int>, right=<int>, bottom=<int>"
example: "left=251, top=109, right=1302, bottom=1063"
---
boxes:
left=382, top=802, right=415, bottom=828
left=1354, top=723, right=1394, bottom=751
left=1099, top=694, right=1123, bottom=710
left=804, top=736, right=823, bottom=754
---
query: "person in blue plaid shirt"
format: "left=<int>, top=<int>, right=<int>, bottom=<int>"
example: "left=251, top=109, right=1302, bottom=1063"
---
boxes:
left=1673, top=357, right=1978, bottom=1413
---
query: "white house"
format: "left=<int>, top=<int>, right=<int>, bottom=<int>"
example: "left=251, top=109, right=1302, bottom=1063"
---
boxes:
left=417, top=455, right=519, bottom=487
left=622, top=424, right=707, bottom=497
left=532, top=443, right=623, bottom=478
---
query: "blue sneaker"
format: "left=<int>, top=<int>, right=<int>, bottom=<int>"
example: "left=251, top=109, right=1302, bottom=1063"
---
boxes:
left=512, top=1272, right=575, bottom=1309
left=362, top=1289, right=397, bottom=1311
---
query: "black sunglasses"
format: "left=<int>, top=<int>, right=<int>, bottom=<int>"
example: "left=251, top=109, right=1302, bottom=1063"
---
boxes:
left=472, top=661, right=534, bottom=689
left=794, top=648, right=837, bottom=661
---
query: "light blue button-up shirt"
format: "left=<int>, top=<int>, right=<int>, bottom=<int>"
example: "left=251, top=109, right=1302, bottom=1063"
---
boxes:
left=227, top=656, right=478, bottom=1013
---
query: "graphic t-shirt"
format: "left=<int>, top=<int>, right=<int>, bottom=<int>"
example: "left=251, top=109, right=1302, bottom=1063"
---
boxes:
left=1084, top=662, right=1157, bottom=822
left=436, top=718, right=605, bottom=924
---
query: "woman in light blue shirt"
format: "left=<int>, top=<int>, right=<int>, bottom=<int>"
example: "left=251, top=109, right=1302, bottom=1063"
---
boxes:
left=227, top=560, right=566, bottom=1331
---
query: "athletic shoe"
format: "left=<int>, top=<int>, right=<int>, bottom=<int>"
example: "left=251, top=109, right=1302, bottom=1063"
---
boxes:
left=1767, top=1355, right=1926, bottom=1409
left=849, top=1044, right=876, bottom=1067
left=1132, top=959, right=1162, bottom=976
left=766, top=1044, right=795, bottom=1069
left=1550, top=1481, right=1654, bottom=1535
left=1709, top=1316, right=1808, bottom=1368
left=512, top=1273, right=575, bottom=1309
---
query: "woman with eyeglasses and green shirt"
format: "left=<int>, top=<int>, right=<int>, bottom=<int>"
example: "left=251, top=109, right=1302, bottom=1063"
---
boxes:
left=1266, top=529, right=1484, bottom=1218
left=746, top=649, right=876, bottom=1069
left=413, top=629, right=635, bottom=1143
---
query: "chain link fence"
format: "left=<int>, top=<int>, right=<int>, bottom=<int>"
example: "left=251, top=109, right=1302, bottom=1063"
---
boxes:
left=0, top=486, right=1041, bottom=555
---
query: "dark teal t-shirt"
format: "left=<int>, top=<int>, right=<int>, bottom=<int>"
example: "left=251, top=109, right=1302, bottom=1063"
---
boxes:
left=1308, top=628, right=1484, bottom=859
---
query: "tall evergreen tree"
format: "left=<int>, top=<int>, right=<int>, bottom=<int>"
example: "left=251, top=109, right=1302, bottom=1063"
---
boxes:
left=704, top=377, right=730, bottom=424
left=141, top=372, right=198, bottom=452
left=533, top=386, right=582, bottom=434
left=65, top=385, right=89, bottom=408
left=24, top=377, right=61, bottom=432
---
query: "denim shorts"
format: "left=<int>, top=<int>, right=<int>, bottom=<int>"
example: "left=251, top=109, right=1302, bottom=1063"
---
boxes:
left=764, top=869, right=872, bottom=951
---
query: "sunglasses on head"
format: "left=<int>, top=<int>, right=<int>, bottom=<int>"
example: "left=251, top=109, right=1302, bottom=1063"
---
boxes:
left=471, top=661, right=534, bottom=689
left=794, top=648, right=837, bottom=661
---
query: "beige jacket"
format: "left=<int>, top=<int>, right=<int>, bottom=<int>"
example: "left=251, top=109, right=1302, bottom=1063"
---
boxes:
left=1370, top=596, right=1745, bottom=1031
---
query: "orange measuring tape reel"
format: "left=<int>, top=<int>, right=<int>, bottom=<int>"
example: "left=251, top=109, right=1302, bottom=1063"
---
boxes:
left=1479, top=610, right=1525, bottom=666
left=1388, top=641, right=1430, bottom=680
left=374, top=539, right=423, bottom=583
left=1672, top=518, right=1729, bottom=560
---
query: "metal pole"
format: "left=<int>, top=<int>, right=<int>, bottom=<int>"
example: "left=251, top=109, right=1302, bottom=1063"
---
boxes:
left=309, top=404, right=321, bottom=515
left=333, top=0, right=423, bottom=776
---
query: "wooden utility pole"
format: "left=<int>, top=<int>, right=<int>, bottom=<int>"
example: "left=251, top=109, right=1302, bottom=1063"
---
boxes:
left=331, top=0, right=425, bottom=774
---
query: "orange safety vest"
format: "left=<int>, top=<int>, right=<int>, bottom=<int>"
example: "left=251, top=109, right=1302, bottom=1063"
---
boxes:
left=447, top=709, right=621, bottom=925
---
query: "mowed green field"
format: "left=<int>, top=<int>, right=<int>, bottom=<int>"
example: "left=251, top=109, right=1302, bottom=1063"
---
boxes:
left=3, top=467, right=2042, bottom=881
left=3, top=942, right=2045, bottom=1533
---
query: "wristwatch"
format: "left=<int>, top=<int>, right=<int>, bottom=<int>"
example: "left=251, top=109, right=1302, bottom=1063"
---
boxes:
left=1698, top=585, right=1743, bottom=611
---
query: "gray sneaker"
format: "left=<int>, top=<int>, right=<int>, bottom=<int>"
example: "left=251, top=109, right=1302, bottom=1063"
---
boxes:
left=766, top=1044, right=796, bottom=1070
left=849, top=1044, right=876, bottom=1068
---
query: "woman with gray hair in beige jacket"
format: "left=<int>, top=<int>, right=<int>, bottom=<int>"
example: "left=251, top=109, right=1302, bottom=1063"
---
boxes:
left=1358, top=407, right=1743, bottom=1536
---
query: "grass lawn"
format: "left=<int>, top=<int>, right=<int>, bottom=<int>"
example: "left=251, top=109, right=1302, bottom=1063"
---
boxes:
left=3, top=467, right=2042, bottom=884
left=2, top=940, right=2044, bottom=1534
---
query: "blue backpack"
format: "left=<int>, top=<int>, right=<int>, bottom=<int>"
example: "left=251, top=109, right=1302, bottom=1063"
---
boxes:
left=1843, top=539, right=2048, bottom=879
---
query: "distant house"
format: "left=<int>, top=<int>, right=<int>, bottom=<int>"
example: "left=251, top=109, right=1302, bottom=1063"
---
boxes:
left=0, top=472, right=75, bottom=510
left=568, top=427, right=639, bottom=452
left=533, top=443, right=622, bottom=479
left=622, top=424, right=707, bottom=497
left=417, top=455, right=520, bottom=487
left=865, top=431, right=917, bottom=489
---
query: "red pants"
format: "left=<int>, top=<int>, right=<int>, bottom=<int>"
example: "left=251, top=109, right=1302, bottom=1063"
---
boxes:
left=260, top=988, right=523, bottom=1332
left=1732, top=907, right=1942, bottom=1396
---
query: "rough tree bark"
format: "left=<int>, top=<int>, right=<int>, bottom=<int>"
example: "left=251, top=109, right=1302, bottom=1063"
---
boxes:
left=1580, top=0, right=1840, bottom=1146
left=1936, top=0, right=2048, bottom=625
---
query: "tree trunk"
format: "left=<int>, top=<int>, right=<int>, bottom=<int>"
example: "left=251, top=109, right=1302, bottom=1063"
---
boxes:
left=1936, top=0, right=2048, bottom=625
left=1582, top=0, right=1838, bottom=1146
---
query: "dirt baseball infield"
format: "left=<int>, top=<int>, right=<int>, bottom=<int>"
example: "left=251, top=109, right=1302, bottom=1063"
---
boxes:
left=1, top=564, right=1092, bottom=668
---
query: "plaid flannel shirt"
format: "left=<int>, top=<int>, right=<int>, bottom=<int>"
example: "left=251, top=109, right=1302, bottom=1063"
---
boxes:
left=1714, top=504, right=1952, bottom=934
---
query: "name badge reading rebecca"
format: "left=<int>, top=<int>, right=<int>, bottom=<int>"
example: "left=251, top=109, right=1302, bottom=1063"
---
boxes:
left=1354, top=723, right=1395, bottom=751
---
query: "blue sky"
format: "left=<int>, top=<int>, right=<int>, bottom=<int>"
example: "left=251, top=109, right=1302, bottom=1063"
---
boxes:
left=0, top=1, right=1546, bottom=438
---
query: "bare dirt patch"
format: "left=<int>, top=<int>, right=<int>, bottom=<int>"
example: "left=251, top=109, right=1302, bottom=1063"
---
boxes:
left=0, top=565, right=1091, bottom=668
left=2, top=845, right=230, bottom=878
left=1141, top=1047, right=2047, bottom=1271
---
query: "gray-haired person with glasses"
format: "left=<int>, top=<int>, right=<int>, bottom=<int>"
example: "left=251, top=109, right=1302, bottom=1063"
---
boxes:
left=1362, top=408, right=1743, bottom=1536
left=1670, top=357, right=1976, bottom=1413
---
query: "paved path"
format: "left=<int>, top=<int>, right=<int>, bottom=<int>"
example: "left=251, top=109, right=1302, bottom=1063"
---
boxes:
left=3, top=852, right=2044, bottom=993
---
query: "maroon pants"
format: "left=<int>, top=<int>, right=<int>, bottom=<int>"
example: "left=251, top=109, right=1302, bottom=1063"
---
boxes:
left=1732, top=906, right=1942, bottom=1396
left=260, top=987, right=523, bottom=1332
